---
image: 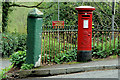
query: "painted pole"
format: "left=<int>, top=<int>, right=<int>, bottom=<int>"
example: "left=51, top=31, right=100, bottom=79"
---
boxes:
left=26, top=8, right=43, bottom=67
left=58, top=0, right=59, bottom=21
left=58, top=0, right=60, bottom=42
left=112, top=0, right=115, bottom=39
left=0, top=25, right=2, bottom=58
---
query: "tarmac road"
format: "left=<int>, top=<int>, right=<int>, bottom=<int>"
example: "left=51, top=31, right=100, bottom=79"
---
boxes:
left=43, top=69, right=118, bottom=78
left=20, top=69, right=119, bottom=80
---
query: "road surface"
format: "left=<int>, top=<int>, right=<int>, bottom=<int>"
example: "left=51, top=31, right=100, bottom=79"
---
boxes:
left=43, top=69, right=118, bottom=78
left=21, top=69, right=118, bottom=80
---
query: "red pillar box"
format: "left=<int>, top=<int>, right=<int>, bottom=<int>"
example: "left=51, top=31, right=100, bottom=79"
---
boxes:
left=75, top=6, right=95, bottom=62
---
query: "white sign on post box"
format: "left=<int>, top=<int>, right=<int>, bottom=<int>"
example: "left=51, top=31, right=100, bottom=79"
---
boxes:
left=83, top=20, right=88, bottom=28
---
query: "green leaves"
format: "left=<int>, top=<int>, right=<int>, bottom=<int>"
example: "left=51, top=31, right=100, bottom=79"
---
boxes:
left=92, top=38, right=119, bottom=58
left=2, top=32, right=26, bottom=57
left=10, top=51, right=26, bottom=68
left=10, top=50, right=34, bottom=70
left=21, top=64, right=34, bottom=70
left=42, top=49, right=77, bottom=64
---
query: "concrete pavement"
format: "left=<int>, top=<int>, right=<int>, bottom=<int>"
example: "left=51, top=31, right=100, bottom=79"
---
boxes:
left=8, top=58, right=119, bottom=79
left=39, top=58, right=118, bottom=70
left=0, top=58, right=11, bottom=71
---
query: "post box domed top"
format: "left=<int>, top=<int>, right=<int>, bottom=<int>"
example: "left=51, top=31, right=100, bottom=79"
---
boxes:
left=28, top=8, right=43, bottom=18
left=75, top=6, right=95, bottom=11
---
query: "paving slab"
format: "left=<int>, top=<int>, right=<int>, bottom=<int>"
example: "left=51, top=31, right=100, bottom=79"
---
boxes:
left=50, top=68, right=66, bottom=75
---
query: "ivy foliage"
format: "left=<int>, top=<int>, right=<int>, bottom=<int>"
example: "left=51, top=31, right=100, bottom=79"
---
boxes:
left=2, top=2, right=13, bottom=32
left=2, top=32, right=26, bottom=57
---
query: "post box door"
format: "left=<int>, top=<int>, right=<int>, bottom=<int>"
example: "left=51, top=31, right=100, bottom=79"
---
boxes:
left=79, top=15, right=92, bottom=50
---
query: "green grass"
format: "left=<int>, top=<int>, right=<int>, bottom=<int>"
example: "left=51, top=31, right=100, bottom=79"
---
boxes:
left=92, top=58, right=105, bottom=61
left=92, top=55, right=118, bottom=61
left=67, top=61, right=81, bottom=64
left=108, top=55, right=118, bottom=59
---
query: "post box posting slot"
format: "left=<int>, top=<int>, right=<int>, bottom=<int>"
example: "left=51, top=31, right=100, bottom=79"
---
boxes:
left=82, top=15, right=90, bottom=17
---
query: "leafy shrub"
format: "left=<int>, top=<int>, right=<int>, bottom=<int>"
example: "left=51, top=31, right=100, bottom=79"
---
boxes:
left=53, top=49, right=77, bottom=64
left=10, top=48, right=77, bottom=69
left=10, top=51, right=34, bottom=70
left=21, top=64, right=34, bottom=70
left=2, top=32, right=26, bottom=57
left=42, top=48, right=77, bottom=64
left=10, top=51, right=26, bottom=68
left=92, top=38, right=120, bottom=58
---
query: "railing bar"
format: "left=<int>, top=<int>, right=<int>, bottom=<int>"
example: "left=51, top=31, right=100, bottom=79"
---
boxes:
left=61, top=32, right=63, bottom=53
left=75, top=32, right=77, bottom=49
left=49, top=31, right=51, bottom=64
left=41, top=33, right=43, bottom=65
left=114, top=32, right=116, bottom=49
left=109, top=32, right=112, bottom=49
left=63, top=31, right=65, bottom=53
left=52, top=31, right=54, bottom=64
left=71, top=31, right=72, bottom=50
left=97, top=31, right=99, bottom=46
left=42, top=30, right=78, bottom=32
left=76, top=31, right=78, bottom=49
left=59, top=31, right=60, bottom=54
left=68, top=31, right=70, bottom=52
left=60, top=32, right=62, bottom=53
left=66, top=31, right=68, bottom=53
left=118, top=32, right=119, bottom=50
left=93, top=31, right=95, bottom=49
left=101, top=32, right=104, bottom=50
left=46, top=32, right=48, bottom=64
left=73, top=32, right=75, bottom=50
left=118, top=32, right=120, bottom=54
left=54, top=31, right=55, bottom=60
left=105, top=32, right=107, bottom=50
left=56, top=31, right=57, bottom=57
left=42, top=30, right=120, bottom=32
left=43, top=32, right=45, bottom=65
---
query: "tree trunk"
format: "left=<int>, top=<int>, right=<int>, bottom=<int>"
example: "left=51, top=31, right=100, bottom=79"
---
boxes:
left=2, top=2, right=10, bottom=32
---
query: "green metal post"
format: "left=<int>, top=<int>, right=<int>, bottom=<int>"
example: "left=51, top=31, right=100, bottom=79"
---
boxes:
left=26, top=8, right=43, bottom=67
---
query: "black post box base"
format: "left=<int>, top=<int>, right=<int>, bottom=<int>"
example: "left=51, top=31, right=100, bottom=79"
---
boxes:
left=77, top=50, right=92, bottom=62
